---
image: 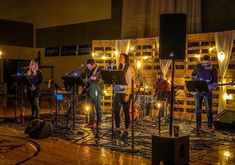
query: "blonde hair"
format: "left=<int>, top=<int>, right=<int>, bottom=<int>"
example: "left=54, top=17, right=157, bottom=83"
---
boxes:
left=27, top=60, right=39, bottom=76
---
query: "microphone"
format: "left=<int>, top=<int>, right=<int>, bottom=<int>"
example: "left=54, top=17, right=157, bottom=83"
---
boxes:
left=106, top=61, right=114, bottom=71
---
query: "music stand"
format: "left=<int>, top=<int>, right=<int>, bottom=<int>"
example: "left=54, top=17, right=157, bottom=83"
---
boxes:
left=96, top=70, right=128, bottom=144
left=62, top=75, right=85, bottom=131
left=185, top=80, right=212, bottom=135
left=11, top=74, right=29, bottom=124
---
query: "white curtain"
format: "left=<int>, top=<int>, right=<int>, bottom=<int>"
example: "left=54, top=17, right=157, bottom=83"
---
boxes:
left=215, top=30, right=235, bottom=112
left=115, top=39, right=131, bottom=67
left=155, top=37, right=172, bottom=78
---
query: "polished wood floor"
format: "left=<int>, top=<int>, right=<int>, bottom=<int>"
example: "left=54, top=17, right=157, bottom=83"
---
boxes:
left=1, top=106, right=235, bottom=164
left=0, top=126, right=150, bottom=165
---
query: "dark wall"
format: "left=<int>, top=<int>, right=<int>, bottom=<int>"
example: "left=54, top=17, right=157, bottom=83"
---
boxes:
left=202, top=0, right=235, bottom=32
left=36, top=0, right=123, bottom=47
left=0, top=19, right=33, bottom=47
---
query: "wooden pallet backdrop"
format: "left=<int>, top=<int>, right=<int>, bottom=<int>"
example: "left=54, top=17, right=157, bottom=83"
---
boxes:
left=92, top=32, right=235, bottom=120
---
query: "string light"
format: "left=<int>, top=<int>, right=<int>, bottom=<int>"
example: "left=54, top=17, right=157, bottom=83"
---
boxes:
left=218, top=51, right=225, bottom=61
left=137, top=60, right=142, bottom=69
left=224, top=150, right=231, bottom=158
left=130, top=46, right=135, bottom=51
left=0, top=50, right=2, bottom=59
left=223, top=93, right=232, bottom=100
left=209, top=47, right=215, bottom=53
left=102, top=55, right=107, bottom=60
left=157, top=102, right=161, bottom=108
left=195, top=54, right=200, bottom=59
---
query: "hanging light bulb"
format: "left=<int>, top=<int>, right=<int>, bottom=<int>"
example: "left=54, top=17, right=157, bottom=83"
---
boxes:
left=218, top=51, right=225, bottom=61
left=195, top=54, right=201, bottom=59
left=137, top=60, right=142, bottom=69
left=130, top=46, right=135, bottom=51
left=102, top=55, right=107, bottom=60
left=223, top=93, right=232, bottom=100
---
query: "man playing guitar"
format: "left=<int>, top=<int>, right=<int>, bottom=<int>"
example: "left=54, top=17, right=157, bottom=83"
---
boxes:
left=26, top=60, right=43, bottom=119
left=192, top=55, right=218, bottom=133
left=80, top=59, right=103, bottom=128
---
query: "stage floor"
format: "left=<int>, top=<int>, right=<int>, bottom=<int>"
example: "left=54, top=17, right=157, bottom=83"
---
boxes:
left=0, top=107, right=235, bottom=164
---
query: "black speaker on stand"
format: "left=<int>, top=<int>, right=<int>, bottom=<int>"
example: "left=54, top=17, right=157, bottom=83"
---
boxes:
left=159, top=13, right=186, bottom=135
left=152, top=13, right=188, bottom=165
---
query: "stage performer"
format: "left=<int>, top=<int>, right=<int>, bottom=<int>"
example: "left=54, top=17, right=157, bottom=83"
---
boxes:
left=114, top=53, right=135, bottom=138
left=192, top=55, right=218, bottom=133
left=80, top=59, right=103, bottom=128
left=26, top=60, right=43, bottom=119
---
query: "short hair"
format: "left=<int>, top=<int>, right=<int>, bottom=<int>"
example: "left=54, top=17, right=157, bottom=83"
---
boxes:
left=203, top=55, right=210, bottom=61
left=87, top=59, right=95, bottom=65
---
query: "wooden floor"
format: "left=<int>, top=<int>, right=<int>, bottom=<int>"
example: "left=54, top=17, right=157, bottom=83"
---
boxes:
left=1, top=107, right=235, bottom=164
left=0, top=126, right=150, bottom=165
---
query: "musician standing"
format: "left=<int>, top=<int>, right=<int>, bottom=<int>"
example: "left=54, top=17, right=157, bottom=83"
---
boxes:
left=80, top=59, right=103, bottom=128
left=192, top=55, right=218, bottom=132
left=114, top=53, right=135, bottom=138
left=26, top=60, right=43, bottom=119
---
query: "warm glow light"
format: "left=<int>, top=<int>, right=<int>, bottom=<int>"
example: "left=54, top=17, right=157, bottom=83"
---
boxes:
left=103, top=90, right=107, bottom=94
left=137, top=60, right=142, bottom=69
left=218, top=51, right=225, bottom=61
left=85, top=106, right=90, bottom=112
left=130, top=46, right=135, bottom=51
left=209, top=47, right=215, bottom=53
left=157, top=102, right=161, bottom=108
left=92, top=52, right=95, bottom=57
left=224, top=150, right=231, bottom=158
left=143, top=56, right=148, bottom=60
left=0, top=50, right=2, bottom=56
left=102, top=55, right=107, bottom=60
left=195, top=54, right=200, bottom=59
left=223, top=93, right=232, bottom=100
left=113, top=51, right=117, bottom=56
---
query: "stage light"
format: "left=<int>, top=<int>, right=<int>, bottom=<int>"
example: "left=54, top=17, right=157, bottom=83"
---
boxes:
left=137, top=60, right=142, bottom=69
left=218, top=51, right=225, bottom=61
left=223, top=93, right=232, bottom=100
left=224, top=150, right=231, bottom=158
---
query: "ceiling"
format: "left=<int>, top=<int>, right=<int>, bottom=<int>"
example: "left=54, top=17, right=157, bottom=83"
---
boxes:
left=0, top=0, right=111, bottom=28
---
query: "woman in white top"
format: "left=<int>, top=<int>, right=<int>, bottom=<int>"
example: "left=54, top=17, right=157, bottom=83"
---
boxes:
left=114, top=53, right=135, bottom=138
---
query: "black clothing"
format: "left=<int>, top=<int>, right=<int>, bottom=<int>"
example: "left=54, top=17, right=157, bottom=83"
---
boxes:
left=26, top=70, right=43, bottom=119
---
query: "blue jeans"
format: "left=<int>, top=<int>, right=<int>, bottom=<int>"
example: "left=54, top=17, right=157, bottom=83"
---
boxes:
left=195, top=92, right=213, bottom=127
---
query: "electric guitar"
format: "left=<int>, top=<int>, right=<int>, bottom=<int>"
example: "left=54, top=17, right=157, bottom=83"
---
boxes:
left=81, top=66, right=99, bottom=95
left=208, top=81, right=235, bottom=91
